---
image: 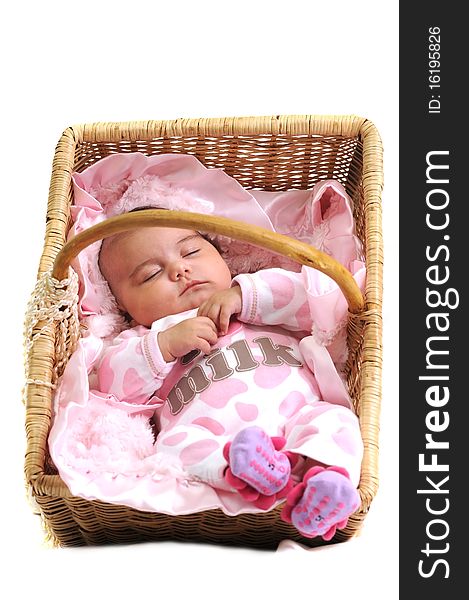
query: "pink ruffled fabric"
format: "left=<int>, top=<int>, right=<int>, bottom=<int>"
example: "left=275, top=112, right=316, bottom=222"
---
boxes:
left=48, top=152, right=366, bottom=519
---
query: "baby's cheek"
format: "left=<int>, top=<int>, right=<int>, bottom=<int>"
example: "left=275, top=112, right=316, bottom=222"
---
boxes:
left=137, top=293, right=170, bottom=325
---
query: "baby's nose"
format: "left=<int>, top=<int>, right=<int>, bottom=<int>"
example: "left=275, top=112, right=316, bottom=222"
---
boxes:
left=169, top=260, right=191, bottom=281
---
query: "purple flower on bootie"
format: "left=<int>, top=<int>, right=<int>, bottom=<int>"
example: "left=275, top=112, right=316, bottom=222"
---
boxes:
left=281, top=465, right=360, bottom=541
left=223, top=426, right=295, bottom=510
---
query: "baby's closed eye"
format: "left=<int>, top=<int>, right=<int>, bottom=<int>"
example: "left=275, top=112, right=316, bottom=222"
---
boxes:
left=141, top=268, right=162, bottom=283
left=183, top=249, right=200, bottom=257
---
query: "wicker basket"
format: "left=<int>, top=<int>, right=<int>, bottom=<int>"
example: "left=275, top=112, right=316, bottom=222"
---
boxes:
left=23, top=115, right=383, bottom=548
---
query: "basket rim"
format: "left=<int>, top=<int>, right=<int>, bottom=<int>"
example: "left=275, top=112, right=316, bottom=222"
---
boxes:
left=66, top=114, right=375, bottom=143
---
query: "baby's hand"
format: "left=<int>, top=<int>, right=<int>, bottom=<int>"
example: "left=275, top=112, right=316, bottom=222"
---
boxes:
left=197, top=285, right=243, bottom=335
left=158, top=317, right=218, bottom=362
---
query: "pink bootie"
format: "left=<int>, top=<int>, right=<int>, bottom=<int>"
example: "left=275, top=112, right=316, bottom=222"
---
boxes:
left=281, top=465, right=360, bottom=541
left=223, top=426, right=296, bottom=510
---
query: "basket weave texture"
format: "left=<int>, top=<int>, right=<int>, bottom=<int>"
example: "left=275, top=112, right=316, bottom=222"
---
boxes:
left=24, top=115, right=383, bottom=548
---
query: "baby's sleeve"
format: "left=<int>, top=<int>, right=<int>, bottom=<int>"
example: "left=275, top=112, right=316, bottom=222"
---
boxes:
left=96, top=325, right=176, bottom=404
left=233, top=264, right=366, bottom=343
left=233, top=268, right=312, bottom=332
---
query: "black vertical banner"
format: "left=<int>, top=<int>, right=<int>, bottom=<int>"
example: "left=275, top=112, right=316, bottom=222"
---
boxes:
left=400, top=3, right=466, bottom=596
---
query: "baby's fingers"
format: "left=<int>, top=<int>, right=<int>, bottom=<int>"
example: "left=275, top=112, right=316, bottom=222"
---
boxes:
left=197, top=303, right=209, bottom=322
left=194, top=325, right=218, bottom=354
left=194, top=337, right=213, bottom=355
left=198, top=303, right=221, bottom=329
left=196, top=315, right=219, bottom=335
left=218, top=305, right=233, bottom=335
left=206, top=304, right=229, bottom=335
left=201, top=322, right=219, bottom=345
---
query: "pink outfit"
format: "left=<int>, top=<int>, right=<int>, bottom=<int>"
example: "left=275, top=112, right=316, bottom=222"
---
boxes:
left=96, top=267, right=363, bottom=489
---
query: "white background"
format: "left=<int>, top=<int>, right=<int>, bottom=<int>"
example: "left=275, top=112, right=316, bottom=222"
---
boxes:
left=2, top=1, right=398, bottom=598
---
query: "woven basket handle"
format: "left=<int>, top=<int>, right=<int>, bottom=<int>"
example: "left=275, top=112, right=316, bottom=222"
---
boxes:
left=52, top=210, right=365, bottom=313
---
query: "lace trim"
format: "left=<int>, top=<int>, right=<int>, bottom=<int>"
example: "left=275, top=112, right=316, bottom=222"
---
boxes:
left=311, top=317, right=348, bottom=346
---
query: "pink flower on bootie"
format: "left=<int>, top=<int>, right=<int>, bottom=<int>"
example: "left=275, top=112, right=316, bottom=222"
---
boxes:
left=223, top=426, right=296, bottom=510
left=281, top=465, right=360, bottom=541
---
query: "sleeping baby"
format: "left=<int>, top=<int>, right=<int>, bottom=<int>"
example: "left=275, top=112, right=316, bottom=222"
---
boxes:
left=95, top=219, right=363, bottom=541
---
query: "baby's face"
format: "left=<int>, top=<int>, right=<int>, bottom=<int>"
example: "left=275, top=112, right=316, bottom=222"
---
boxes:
left=99, top=227, right=232, bottom=327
